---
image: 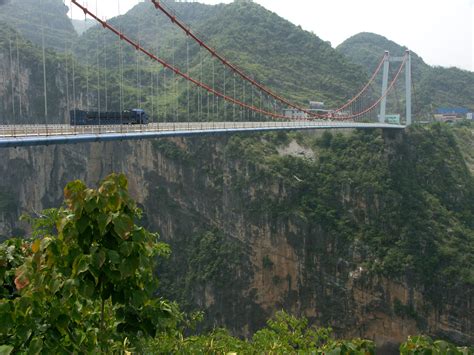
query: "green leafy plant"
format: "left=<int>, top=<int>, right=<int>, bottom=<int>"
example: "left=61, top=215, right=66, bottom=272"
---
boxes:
left=0, top=173, right=177, bottom=353
left=400, top=335, right=473, bottom=354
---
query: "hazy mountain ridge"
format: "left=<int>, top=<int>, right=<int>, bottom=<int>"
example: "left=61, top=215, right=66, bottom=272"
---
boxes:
left=71, top=19, right=95, bottom=35
left=0, top=0, right=76, bottom=51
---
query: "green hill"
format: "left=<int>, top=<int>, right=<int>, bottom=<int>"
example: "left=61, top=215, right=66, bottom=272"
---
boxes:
left=74, top=0, right=368, bottom=115
left=0, top=0, right=77, bottom=51
left=337, top=32, right=474, bottom=118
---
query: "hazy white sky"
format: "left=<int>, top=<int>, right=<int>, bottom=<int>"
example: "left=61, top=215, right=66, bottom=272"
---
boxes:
left=69, top=0, right=474, bottom=71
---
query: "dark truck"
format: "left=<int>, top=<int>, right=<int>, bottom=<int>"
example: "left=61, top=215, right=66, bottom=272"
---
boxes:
left=70, top=109, right=148, bottom=125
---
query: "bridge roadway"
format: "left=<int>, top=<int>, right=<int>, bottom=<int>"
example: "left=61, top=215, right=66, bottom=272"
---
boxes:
left=0, top=121, right=404, bottom=148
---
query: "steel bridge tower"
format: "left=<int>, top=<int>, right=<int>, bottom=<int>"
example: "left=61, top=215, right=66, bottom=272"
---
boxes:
left=379, top=50, right=412, bottom=126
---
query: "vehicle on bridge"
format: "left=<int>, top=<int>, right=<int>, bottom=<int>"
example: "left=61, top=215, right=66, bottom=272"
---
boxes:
left=70, top=109, right=149, bottom=125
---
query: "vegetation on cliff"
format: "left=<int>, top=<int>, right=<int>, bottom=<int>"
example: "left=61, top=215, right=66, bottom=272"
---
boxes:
left=149, top=123, right=474, bottom=345
left=1, top=174, right=472, bottom=353
left=219, top=124, right=474, bottom=289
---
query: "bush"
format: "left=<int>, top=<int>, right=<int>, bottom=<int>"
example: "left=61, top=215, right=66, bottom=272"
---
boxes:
left=0, top=174, right=177, bottom=353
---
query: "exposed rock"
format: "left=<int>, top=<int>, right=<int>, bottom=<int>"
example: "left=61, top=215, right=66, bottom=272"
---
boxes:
left=0, top=135, right=472, bottom=349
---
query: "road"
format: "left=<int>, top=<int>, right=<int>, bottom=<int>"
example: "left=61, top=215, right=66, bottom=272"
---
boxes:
left=0, top=121, right=404, bottom=148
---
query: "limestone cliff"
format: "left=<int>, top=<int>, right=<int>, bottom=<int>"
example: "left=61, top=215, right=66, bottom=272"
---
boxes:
left=0, top=126, right=472, bottom=350
left=0, top=25, right=88, bottom=124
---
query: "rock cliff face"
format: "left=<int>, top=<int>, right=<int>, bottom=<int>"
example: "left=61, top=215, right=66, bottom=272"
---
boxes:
left=0, top=25, right=93, bottom=124
left=0, top=129, right=472, bottom=349
left=0, top=26, right=73, bottom=124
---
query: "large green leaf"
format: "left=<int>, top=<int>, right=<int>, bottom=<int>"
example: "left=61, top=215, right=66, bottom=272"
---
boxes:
left=92, top=249, right=106, bottom=269
left=0, top=345, right=13, bottom=355
left=119, top=256, right=139, bottom=278
left=107, top=250, right=121, bottom=265
left=113, top=214, right=134, bottom=240
left=27, top=337, right=43, bottom=355
left=72, top=255, right=91, bottom=276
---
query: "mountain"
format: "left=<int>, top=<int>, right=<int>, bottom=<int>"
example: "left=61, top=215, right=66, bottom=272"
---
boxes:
left=0, top=1, right=374, bottom=123
left=0, top=124, right=473, bottom=348
left=0, top=0, right=77, bottom=51
left=337, top=32, right=474, bottom=117
left=71, top=19, right=95, bottom=35
left=0, top=25, right=77, bottom=123
left=1, top=1, right=474, bottom=349
left=75, top=0, right=368, bottom=113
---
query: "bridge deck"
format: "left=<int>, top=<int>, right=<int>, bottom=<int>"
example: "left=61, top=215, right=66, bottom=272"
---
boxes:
left=0, top=121, right=404, bottom=148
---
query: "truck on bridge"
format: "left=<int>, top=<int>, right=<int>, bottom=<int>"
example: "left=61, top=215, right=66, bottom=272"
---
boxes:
left=70, top=109, right=148, bottom=125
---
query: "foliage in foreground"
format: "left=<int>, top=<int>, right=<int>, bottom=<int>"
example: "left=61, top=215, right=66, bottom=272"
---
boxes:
left=0, top=174, right=472, bottom=354
left=0, top=174, right=177, bottom=353
left=400, top=335, right=473, bottom=354
left=143, top=311, right=375, bottom=354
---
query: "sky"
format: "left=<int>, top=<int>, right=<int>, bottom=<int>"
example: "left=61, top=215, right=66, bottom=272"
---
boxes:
left=69, top=0, right=474, bottom=71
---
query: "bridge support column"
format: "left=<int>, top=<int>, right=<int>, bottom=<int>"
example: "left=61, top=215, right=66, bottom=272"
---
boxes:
left=379, top=51, right=390, bottom=123
left=405, top=50, right=412, bottom=126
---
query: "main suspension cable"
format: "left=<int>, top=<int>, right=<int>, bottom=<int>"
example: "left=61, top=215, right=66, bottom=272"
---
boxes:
left=150, top=0, right=323, bottom=118
left=150, top=0, right=391, bottom=121
left=333, top=53, right=387, bottom=114
left=345, top=54, right=408, bottom=120
left=71, top=1, right=400, bottom=122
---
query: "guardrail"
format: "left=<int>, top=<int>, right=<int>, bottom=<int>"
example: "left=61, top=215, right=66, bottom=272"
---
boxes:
left=0, top=121, right=405, bottom=148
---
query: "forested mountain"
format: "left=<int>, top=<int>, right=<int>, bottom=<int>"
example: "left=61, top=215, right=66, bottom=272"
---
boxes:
left=1, top=0, right=370, bottom=123
left=337, top=32, right=474, bottom=117
left=0, top=0, right=76, bottom=51
left=75, top=0, right=368, bottom=109
left=2, top=1, right=473, bottom=121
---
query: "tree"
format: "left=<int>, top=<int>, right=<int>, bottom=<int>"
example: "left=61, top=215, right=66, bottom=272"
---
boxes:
left=0, top=173, right=176, bottom=353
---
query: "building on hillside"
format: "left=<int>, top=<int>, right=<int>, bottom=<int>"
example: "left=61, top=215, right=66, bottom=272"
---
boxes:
left=434, top=107, right=471, bottom=122
left=309, top=101, right=325, bottom=110
left=283, top=101, right=331, bottom=119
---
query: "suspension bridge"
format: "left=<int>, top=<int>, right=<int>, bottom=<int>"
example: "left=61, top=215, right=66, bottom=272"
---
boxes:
left=0, top=0, right=412, bottom=148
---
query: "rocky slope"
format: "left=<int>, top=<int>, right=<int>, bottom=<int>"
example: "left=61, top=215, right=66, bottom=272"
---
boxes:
left=0, top=125, right=472, bottom=350
left=0, top=24, right=108, bottom=124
